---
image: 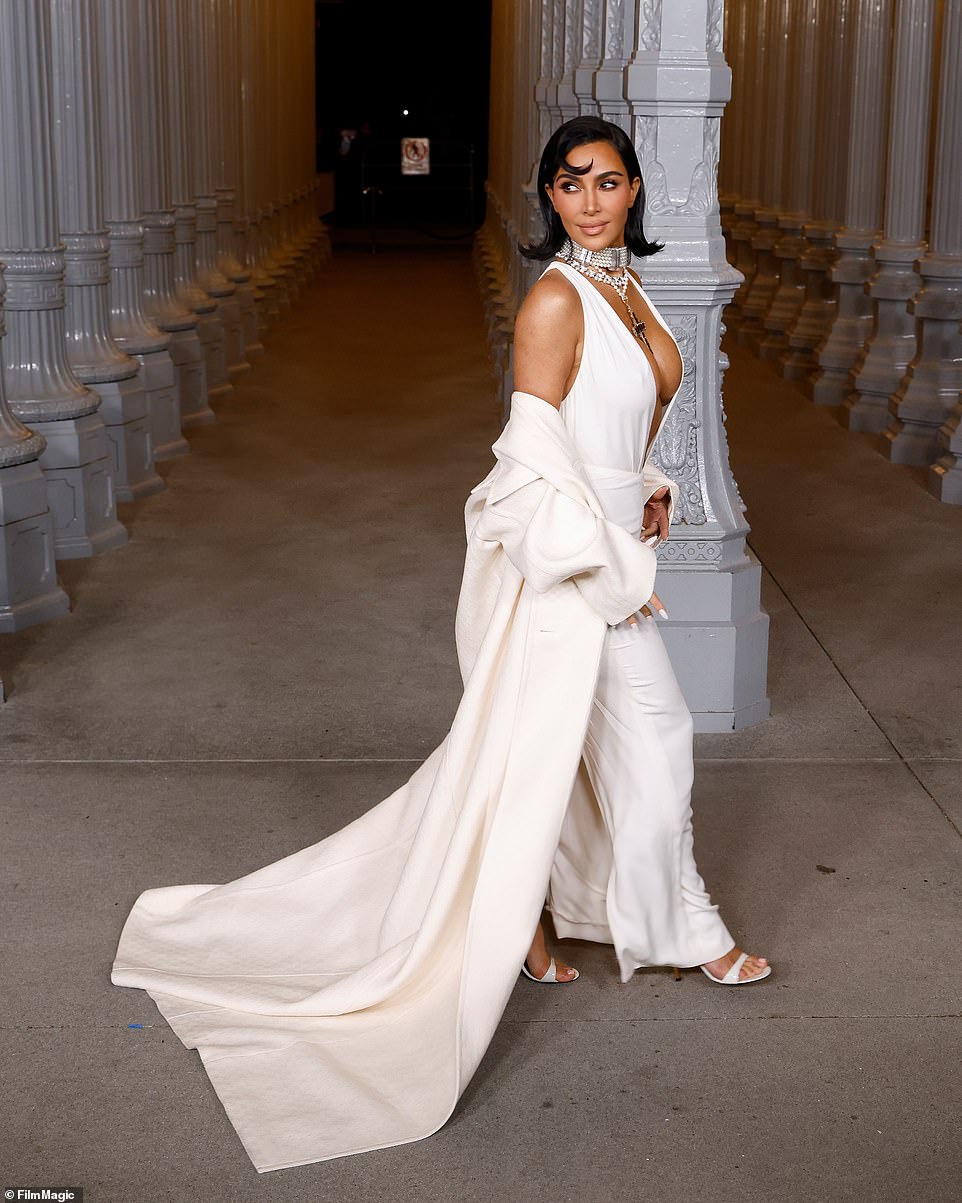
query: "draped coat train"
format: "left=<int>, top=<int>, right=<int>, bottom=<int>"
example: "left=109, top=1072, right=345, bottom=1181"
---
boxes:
left=111, top=388, right=679, bottom=1172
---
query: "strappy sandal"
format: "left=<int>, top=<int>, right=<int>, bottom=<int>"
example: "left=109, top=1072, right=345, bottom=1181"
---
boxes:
left=699, top=951, right=772, bottom=986
left=521, top=957, right=580, bottom=984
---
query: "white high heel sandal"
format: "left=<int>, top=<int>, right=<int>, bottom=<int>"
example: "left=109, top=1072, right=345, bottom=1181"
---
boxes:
left=699, top=952, right=772, bottom=986
left=521, top=957, right=580, bottom=984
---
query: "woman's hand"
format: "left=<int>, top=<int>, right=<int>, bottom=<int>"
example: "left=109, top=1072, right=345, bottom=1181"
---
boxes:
left=626, top=589, right=667, bottom=626
left=629, top=488, right=670, bottom=624
left=640, top=485, right=670, bottom=545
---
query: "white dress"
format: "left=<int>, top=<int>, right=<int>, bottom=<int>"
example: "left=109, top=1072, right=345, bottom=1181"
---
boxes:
left=545, top=260, right=734, bottom=980
left=110, top=263, right=734, bottom=1174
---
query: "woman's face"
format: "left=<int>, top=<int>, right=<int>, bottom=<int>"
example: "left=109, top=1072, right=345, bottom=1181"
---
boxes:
left=545, top=139, right=641, bottom=250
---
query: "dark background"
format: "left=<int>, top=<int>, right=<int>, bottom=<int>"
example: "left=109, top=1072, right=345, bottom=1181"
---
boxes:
left=315, top=0, right=492, bottom=230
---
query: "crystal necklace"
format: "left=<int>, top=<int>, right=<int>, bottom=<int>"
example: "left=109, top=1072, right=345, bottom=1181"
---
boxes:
left=557, top=236, right=654, bottom=355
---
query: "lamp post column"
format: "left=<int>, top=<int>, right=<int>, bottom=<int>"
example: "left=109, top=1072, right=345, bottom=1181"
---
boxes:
left=240, top=0, right=276, bottom=332
left=928, top=326, right=962, bottom=503
left=265, top=13, right=300, bottom=308
left=626, top=0, right=770, bottom=729
left=49, top=0, right=160, bottom=502
left=522, top=0, right=554, bottom=278
left=0, top=264, right=70, bottom=631
left=99, top=0, right=185, bottom=463
left=846, top=0, right=936, bottom=432
left=213, top=0, right=259, bottom=365
left=737, top=0, right=789, bottom=347
left=785, top=0, right=854, bottom=383
left=189, top=0, right=247, bottom=377
left=166, top=0, right=229, bottom=413
left=757, top=0, right=818, bottom=362
left=881, top=1, right=962, bottom=465
left=0, top=0, right=126, bottom=558
left=232, top=0, right=266, bottom=357
left=724, top=0, right=762, bottom=326
left=570, top=0, right=599, bottom=116
left=813, top=0, right=893, bottom=408
left=558, top=3, right=581, bottom=119
left=246, top=0, right=282, bottom=326
left=592, top=0, right=634, bottom=133
left=138, top=0, right=206, bottom=439
left=544, top=0, right=565, bottom=129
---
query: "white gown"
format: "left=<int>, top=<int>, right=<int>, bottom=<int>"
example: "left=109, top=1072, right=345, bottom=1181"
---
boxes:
left=110, top=262, right=733, bottom=1173
left=544, top=261, right=733, bottom=980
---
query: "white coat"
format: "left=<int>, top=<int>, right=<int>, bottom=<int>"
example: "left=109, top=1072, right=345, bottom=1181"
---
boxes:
left=111, top=389, right=678, bottom=1172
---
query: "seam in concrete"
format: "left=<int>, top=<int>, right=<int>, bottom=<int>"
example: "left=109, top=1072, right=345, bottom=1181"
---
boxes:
left=0, top=756, right=951, bottom=765
left=0, top=757, right=429, bottom=764
left=6, top=1013, right=961, bottom=1031
left=501, top=1013, right=962, bottom=1024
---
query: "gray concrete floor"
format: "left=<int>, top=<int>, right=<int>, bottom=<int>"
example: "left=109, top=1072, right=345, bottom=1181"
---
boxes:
left=1, top=249, right=960, bottom=1203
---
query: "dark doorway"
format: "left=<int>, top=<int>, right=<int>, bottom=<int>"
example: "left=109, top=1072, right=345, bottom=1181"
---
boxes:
left=315, top=0, right=492, bottom=244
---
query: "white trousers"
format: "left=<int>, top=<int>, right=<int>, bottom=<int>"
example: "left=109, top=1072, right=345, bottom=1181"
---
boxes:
left=582, top=614, right=734, bottom=979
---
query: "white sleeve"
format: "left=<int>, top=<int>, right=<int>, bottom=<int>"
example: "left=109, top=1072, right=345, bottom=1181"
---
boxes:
left=476, top=474, right=659, bottom=626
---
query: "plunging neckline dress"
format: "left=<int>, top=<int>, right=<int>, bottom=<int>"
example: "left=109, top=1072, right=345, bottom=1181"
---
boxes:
left=543, top=260, right=734, bottom=982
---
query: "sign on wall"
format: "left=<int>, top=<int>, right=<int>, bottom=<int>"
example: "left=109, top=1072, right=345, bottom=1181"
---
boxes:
left=401, top=137, right=430, bottom=175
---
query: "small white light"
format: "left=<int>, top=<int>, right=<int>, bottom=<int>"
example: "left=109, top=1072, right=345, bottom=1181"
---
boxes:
left=402, top=108, right=409, bottom=116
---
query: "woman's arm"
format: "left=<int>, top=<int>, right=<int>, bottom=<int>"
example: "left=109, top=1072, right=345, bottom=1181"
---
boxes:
left=513, top=271, right=583, bottom=408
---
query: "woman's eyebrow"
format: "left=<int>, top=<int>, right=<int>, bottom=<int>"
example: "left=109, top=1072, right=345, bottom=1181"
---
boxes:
left=556, top=167, right=625, bottom=181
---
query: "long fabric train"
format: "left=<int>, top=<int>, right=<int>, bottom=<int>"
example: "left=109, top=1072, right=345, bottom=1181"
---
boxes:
left=111, top=390, right=677, bottom=1172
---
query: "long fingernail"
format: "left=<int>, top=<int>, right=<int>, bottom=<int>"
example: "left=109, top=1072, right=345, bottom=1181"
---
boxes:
left=658, top=608, right=668, bottom=619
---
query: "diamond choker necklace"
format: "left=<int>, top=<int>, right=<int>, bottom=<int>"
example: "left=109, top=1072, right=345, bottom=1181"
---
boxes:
left=556, top=237, right=653, bottom=354
left=557, top=237, right=630, bottom=269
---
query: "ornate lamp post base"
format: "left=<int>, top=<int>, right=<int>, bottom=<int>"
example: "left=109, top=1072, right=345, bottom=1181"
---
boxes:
left=0, top=460, right=70, bottom=631
left=92, top=375, right=162, bottom=501
left=30, top=413, right=128, bottom=557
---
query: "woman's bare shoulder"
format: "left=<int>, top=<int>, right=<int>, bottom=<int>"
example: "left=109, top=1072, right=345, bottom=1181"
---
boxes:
left=515, top=268, right=581, bottom=338
left=513, top=267, right=582, bottom=408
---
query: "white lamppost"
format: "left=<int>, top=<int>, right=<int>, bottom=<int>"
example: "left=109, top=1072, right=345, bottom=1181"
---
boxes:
left=881, top=1, right=962, bottom=465
left=846, top=0, right=936, bottom=432
left=50, top=0, right=161, bottom=502
left=189, top=0, right=248, bottom=377
left=737, top=0, right=790, bottom=348
left=99, top=0, right=187, bottom=462
left=813, top=0, right=894, bottom=408
left=0, top=0, right=127, bottom=558
left=0, top=263, right=70, bottom=631
left=758, top=0, right=818, bottom=363
left=138, top=0, right=209, bottom=431
left=627, top=0, right=770, bottom=729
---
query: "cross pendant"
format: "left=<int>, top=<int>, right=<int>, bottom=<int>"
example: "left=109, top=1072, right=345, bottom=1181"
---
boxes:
left=633, top=320, right=654, bottom=355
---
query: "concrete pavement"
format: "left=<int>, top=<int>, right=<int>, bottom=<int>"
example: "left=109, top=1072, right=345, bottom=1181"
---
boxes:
left=1, top=247, right=959, bottom=1203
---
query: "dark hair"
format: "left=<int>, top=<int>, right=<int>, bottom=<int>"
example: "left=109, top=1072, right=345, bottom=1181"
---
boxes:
left=519, top=116, right=663, bottom=261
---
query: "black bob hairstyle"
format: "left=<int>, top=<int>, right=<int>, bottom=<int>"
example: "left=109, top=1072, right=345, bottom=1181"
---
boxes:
left=519, top=116, right=663, bottom=261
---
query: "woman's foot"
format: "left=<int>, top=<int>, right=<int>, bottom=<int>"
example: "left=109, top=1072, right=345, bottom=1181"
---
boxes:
left=526, top=921, right=579, bottom=983
left=523, top=954, right=580, bottom=982
left=701, top=945, right=770, bottom=984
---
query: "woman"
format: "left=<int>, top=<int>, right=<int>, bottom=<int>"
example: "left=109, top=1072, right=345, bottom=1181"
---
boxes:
left=111, top=117, right=769, bottom=1175
left=516, top=116, right=770, bottom=989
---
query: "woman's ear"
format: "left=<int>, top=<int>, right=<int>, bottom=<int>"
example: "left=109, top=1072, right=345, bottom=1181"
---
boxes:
left=544, top=181, right=557, bottom=212
left=629, top=177, right=641, bottom=207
